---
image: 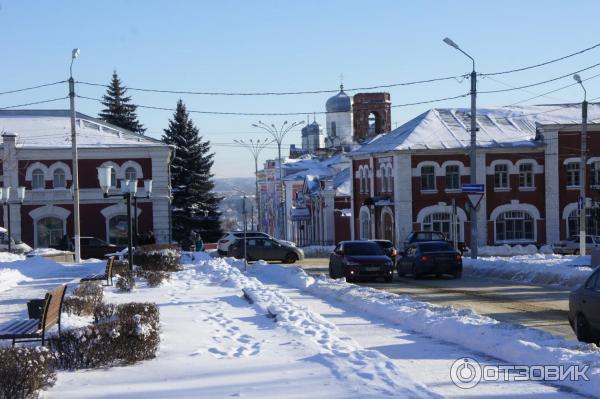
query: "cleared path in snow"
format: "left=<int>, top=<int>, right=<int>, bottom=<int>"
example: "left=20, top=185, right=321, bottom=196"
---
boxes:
left=262, top=282, right=582, bottom=398
left=296, top=260, right=573, bottom=340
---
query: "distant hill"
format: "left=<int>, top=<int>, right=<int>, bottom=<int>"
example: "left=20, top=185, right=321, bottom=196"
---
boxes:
left=214, top=177, right=255, bottom=194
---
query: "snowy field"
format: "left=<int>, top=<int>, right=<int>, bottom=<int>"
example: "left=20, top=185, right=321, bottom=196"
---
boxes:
left=0, top=254, right=598, bottom=398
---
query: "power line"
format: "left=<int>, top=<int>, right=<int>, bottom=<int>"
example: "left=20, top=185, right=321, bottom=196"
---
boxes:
left=76, top=92, right=469, bottom=116
left=0, top=80, right=67, bottom=96
left=0, top=96, right=69, bottom=110
left=481, top=41, right=600, bottom=76
left=507, top=72, right=600, bottom=106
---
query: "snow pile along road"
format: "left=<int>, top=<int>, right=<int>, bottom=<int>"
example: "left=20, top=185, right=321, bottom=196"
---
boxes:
left=463, top=254, right=594, bottom=289
left=196, top=257, right=437, bottom=399
left=0, top=268, right=31, bottom=293
left=244, top=261, right=600, bottom=398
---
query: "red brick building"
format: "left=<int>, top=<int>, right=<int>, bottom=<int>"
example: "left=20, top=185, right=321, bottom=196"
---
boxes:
left=0, top=110, right=172, bottom=248
left=348, top=105, right=600, bottom=248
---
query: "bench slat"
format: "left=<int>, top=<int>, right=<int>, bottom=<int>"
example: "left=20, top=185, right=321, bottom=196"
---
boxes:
left=0, top=319, right=40, bottom=337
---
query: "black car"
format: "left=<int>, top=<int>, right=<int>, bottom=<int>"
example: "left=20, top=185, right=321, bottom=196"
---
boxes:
left=569, top=268, right=600, bottom=344
left=329, top=241, right=394, bottom=282
left=372, top=240, right=398, bottom=265
left=397, top=241, right=462, bottom=279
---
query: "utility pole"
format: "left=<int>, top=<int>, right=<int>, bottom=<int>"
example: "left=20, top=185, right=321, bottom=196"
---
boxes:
left=234, top=138, right=271, bottom=233
left=69, top=48, right=81, bottom=263
left=574, top=74, right=588, bottom=255
left=444, top=37, right=478, bottom=259
left=252, top=120, right=304, bottom=240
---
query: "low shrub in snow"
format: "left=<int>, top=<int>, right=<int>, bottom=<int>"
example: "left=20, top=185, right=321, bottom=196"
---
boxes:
left=62, top=282, right=104, bottom=316
left=112, top=260, right=130, bottom=276
left=0, top=346, right=56, bottom=399
left=115, top=271, right=135, bottom=292
left=134, top=246, right=181, bottom=272
left=137, top=270, right=170, bottom=287
left=50, top=302, right=160, bottom=369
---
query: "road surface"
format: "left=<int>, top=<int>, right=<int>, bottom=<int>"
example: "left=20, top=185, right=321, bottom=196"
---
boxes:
left=295, top=257, right=573, bottom=340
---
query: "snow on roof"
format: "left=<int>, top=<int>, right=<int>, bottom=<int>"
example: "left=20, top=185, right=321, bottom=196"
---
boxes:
left=351, top=104, right=600, bottom=155
left=334, top=168, right=351, bottom=196
left=0, top=110, right=164, bottom=148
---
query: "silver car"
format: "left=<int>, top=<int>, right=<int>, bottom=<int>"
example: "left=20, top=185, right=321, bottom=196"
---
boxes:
left=553, top=235, right=600, bottom=255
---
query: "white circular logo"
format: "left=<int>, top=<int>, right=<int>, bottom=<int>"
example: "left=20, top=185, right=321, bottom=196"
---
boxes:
left=450, top=357, right=482, bottom=389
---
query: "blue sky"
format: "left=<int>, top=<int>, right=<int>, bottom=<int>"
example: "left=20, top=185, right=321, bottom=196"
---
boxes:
left=1, top=0, right=600, bottom=177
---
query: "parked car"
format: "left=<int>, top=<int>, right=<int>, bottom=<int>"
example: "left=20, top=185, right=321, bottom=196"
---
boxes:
left=329, top=240, right=394, bottom=282
left=218, top=231, right=294, bottom=255
left=568, top=268, right=600, bottom=345
left=554, top=235, right=600, bottom=255
left=228, top=237, right=304, bottom=263
left=397, top=241, right=462, bottom=279
left=76, top=237, right=122, bottom=259
left=372, top=240, right=398, bottom=266
left=0, top=227, right=32, bottom=254
left=400, top=231, right=466, bottom=255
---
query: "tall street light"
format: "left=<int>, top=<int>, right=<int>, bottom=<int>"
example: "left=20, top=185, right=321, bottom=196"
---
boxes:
left=69, top=48, right=82, bottom=262
left=574, top=74, right=588, bottom=256
left=234, top=138, right=272, bottom=231
left=444, top=37, right=479, bottom=259
left=0, top=187, right=26, bottom=252
left=98, top=166, right=152, bottom=271
left=251, top=120, right=304, bottom=240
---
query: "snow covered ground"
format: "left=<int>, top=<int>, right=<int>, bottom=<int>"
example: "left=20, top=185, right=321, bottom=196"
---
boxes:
left=463, top=254, right=594, bottom=289
left=1, top=254, right=598, bottom=398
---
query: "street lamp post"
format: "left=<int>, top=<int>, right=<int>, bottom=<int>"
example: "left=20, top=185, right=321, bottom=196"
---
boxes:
left=0, top=187, right=26, bottom=252
left=131, top=179, right=153, bottom=244
left=97, top=166, right=152, bottom=271
left=69, top=48, right=82, bottom=263
left=234, top=138, right=272, bottom=232
left=574, top=74, right=588, bottom=256
left=252, top=121, right=304, bottom=240
left=444, top=37, right=479, bottom=259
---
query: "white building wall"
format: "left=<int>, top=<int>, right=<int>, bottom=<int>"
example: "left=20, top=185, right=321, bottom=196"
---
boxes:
left=544, top=129, right=560, bottom=244
left=326, top=111, right=353, bottom=147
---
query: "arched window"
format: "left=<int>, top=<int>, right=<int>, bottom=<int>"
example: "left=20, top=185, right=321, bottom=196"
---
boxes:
left=591, top=162, right=600, bottom=187
left=359, top=208, right=370, bottom=240
left=368, top=112, right=378, bottom=135
left=331, top=122, right=337, bottom=138
left=387, top=166, right=393, bottom=193
left=125, top=167, right=137, bottom=181
left=358, top=168, right=364, bottom=193
left=53, top=168, right=66, bottom=188
left=110, top=168, right=117, bottom=188
left=36, top=217, right=63, bottom=248
left=108, top=215, right=130, bottom=245
left=380, top=165, right=387, bottom=192
left=32, top=169, right=45, bottom=189
left=421, top=166, right=435, bottom=191
left=423, top=212, right=460, bottom=242
left=567, top=209, right=600, bottom=238
left=495, top=211, right=534, bottom=242
left=363, top=167, right=370, bottom=194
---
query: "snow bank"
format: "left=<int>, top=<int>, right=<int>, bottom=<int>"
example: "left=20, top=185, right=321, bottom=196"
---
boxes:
left=194, top=257, right=436, bottom=398
left=244, top=262, right=600, bottom=398
left=27, top=248, right=70, bottom=256
left=477, top=244, right=539, bottom=256
left=0, top=268, right=31, bottom=293
left=0, top=256, right=105, bottom=279
left=300, top=245, right=335, bottom=258
left=0, top=252, right=25, bottom=262
left=463, top=254, right=594, bottom=289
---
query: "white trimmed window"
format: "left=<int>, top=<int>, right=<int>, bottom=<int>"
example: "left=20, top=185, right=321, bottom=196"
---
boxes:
left=566, top=163, right=580, bottom=187
left=567, top=209, right=600, bottom=238
left=421, top=166, right=435, bottom=191
left=494, top=164, right=509, bottom=188
left=110, top=168, right=117, bottom=188
left=387, top=166, right=393, bottom=192
left=591, top=162, right=600, bottom=187
left=32, top=169, right=45, bottom=189
left=359, top=208, right=370, bottom=240
left=422, top=212, right=460, bottom=242
left=445, top=165, right=460, bottom=190
left=53, top=168, right=66, bottom=188
left=380, top=165, right=387, bottom=192
left=495, top=210, right=534, bottom=242
left=125, top=167, right=137, bottom=181
left=519, top=163, right=534, bottom=188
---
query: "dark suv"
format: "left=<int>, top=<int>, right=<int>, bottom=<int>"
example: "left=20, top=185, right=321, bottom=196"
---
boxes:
left=569, top=268, right=600, bottom=344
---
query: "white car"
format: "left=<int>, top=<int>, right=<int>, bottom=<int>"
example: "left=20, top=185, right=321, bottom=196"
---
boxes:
left=0, top=227, right=33, bottom=254
left=553, top=235, right=600, bottom=255
left=217, top=231, right=295, bottom=256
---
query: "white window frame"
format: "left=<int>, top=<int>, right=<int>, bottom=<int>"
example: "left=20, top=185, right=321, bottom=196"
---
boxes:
left=494, top=163, right=510, bottom=190
left=53, top=168, right=66, bottom=189
left=518, top=162, right=534, bottom=189
left=32, top=169, right=45, bottom=190
left=359, top=206, right=371, bottom=240
left=566, top=162, right=580, bottom=188
left=420, top=165, right=436, bottom=192
left=445, top=164, right=460, bottom=190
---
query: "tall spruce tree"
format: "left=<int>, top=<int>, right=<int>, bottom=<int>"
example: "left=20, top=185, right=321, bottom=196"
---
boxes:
left=162, top=100, right=222, bottom=242
left=98, top=71, right=146, bottom=134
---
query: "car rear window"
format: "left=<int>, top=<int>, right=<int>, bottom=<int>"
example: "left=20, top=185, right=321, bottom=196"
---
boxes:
left=344, top=242, right=384, bottom=256
left=374, top=241, right=393, bottom=248
left=419, top=242, right=454, bottom=252
left=414, top=232, right=445, bottom=241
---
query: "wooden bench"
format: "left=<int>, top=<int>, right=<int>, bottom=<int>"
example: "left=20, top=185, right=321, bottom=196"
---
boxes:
left=81, top=256, right=114, bottom=286
left=0, top=284, right=67, bottom=347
